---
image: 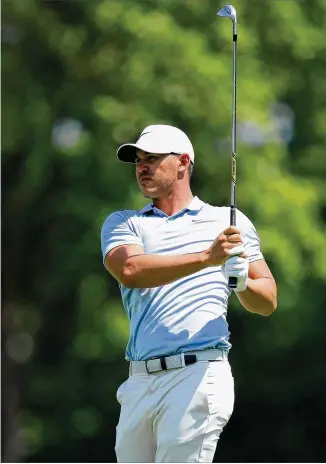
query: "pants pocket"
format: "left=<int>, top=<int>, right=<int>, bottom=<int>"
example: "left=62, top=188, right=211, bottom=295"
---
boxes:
left=205, top=361, right=235, bottom=421
left=116, top=378, right=128, bottom=405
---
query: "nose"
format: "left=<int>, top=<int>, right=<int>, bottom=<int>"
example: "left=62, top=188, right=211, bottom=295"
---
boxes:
left=136, top=159, right=150, bottom=173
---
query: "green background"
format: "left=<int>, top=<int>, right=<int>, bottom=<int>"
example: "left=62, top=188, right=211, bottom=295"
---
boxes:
left=2, top=0, right=326, bottom=461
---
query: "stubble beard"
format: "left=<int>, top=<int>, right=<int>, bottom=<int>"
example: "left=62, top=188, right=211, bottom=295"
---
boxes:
left=139, top=177, right=175, bottom=200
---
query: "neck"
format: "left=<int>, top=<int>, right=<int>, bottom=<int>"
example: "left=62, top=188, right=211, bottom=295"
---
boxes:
left=153, top=188, right=194, bottom=216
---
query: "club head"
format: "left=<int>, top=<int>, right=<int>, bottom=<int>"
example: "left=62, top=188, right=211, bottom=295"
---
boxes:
left=217, top=4, right=237, bottom=34
left=217, top=4, right=237, bottom=21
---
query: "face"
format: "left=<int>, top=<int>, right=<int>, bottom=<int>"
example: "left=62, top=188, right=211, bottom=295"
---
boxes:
left=135, top=150, right=187, bottom=199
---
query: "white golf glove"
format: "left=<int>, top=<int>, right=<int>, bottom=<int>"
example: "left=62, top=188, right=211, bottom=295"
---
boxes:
left=222, top=254, right=249, bottom=293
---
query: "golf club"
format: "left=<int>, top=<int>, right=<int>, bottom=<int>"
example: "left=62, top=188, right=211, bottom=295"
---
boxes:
left=217, top=4, right=238, bottom=289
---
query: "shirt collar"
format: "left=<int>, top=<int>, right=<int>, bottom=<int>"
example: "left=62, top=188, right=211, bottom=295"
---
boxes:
left=139, top=203, right=155, bottom=215
left=186, top=196, right=204, bottom=211
left=139, top=196, right=204, bottom=215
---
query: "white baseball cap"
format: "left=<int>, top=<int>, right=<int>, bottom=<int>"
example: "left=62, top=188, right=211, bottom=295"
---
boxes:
left=116, top=124, right=195, bottom=164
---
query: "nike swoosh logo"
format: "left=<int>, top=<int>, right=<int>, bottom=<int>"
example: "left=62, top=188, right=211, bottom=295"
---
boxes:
left=192, top=219, right=216, bottom=224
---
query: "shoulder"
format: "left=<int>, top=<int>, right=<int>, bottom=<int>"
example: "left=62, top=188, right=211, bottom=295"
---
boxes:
left=202, top=203, right=229, bottom=218
left=235, top=209, right=257, bottom=230
left=101, top=209, right=142, bottom=232
left=203, top=203, right=257, bottom=230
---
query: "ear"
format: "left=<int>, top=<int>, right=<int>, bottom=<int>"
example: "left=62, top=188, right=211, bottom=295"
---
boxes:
left=178, top=153, right=190, bottom=172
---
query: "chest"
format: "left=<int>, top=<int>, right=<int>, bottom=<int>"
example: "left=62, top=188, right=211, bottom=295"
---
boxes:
left=138, top=216, right=228, bottom=255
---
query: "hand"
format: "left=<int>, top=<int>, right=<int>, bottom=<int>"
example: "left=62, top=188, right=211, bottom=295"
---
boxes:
left=221, top=255, right=249, bottom=292
left=204, top=226, right=245, bottom=266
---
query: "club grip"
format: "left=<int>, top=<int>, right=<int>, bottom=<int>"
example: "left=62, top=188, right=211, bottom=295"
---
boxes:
left=228, top=206, right=238, bottom=289
left=228, top=276, right=238, bottom=289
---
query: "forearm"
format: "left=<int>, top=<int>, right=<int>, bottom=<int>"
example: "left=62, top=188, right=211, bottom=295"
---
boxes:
left=121, top=252, right=208, bottom=288
left=236, top=277, right=277, bottom=316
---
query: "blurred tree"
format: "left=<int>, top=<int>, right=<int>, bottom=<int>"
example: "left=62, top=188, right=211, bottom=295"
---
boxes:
left=2, top=0, right=326, bottom=462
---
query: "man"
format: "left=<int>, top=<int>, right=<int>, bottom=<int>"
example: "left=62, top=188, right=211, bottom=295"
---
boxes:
left=101, top=124, right=277, bottom=463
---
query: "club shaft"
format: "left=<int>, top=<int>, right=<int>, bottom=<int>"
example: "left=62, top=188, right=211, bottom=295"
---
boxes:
left=216, top=5, right=238, bottom=289
left=228, top=17, right=238, bottom=290
left=230, top=33, right=237, bottom=227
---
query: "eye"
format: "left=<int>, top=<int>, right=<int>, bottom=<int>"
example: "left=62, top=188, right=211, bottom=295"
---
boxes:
left=135, top=155, right=157, bottom=164
left=148, top=155, right=159, bottom=162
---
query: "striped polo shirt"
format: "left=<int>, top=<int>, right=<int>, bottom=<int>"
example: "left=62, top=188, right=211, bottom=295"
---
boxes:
left=101, top=196, right=263, bottom=361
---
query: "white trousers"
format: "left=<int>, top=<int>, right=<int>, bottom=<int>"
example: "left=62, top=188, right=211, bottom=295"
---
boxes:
left=115, top=359, right=234, bottom=463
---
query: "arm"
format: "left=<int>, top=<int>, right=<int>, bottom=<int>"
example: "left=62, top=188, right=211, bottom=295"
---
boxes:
left=105, top=245, right=208, bottom=288
left=236, top=259, right=277, bottom=316
left=104, top=226, right=244, bottom=289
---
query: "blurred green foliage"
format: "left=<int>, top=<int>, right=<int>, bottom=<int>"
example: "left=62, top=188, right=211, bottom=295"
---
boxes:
left=2, top=0, right=326, bottom=462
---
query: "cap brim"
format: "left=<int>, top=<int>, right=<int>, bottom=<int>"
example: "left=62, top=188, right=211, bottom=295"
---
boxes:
left=116, top=143, right=139, bottom=163
left=117, top=142, right=173, bottom=164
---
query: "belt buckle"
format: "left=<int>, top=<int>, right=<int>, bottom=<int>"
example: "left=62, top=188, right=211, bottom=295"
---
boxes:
left=145, top=358, right=159, bottom=374
left=180, top=353, right=186, bottom=368
left=145, top=356, right=168, bottom=374
left=145, top=360, right=152, bottom=374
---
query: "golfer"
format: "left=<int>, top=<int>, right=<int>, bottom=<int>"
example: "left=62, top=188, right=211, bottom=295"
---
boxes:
left=101, top=124, right=277, bottom=463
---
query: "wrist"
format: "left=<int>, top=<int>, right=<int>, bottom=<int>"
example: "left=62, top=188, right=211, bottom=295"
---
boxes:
left=199, top=249, right=211, bottom=268
left=200, top=249, right=224, bottom=268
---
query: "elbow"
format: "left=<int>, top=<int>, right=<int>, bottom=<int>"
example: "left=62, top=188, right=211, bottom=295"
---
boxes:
left=271, top=290, right=278, bottom=313
left=262, top=297, right=277, bottom=317
left=271, top=297, right=278, bottom=313
left=119, top=264, right=139, bottom=288
left=262, top=284, right=278, bottom=316
left=262, top=306, right=276, bottom=317
left=272, top=297, right=278, bottom=312
left=120, top=273, right=138, bottom=289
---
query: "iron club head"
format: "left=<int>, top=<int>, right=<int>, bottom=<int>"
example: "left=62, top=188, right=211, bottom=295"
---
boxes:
left=217, top=4, right=236, bottom=20
left=217, top=4, right=237, bottom=34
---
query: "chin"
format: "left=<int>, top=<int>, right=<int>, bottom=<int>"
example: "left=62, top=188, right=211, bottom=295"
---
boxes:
left=143, top=191, right=157, bottom=199
left=140, top=187, right=159, bottom=199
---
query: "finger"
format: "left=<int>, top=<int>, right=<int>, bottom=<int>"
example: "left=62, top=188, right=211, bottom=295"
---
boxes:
left=224, top=240, right=243, bottom=249
left=229, top=251, right=248, bottom=258
left=224, top=256, right=247, bottom=267
left=223, top=243, right=243, bottom=254
left=227, top=245, right=245, bottom=256
left=223, top=226, right=241, bottom=235
left=225, top=234, right=243, bottom=243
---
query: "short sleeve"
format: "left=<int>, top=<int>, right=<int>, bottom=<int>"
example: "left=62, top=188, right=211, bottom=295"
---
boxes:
left=237, top=210, right=264, bottom=263
left=101, top=211, right=143, bottom=262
